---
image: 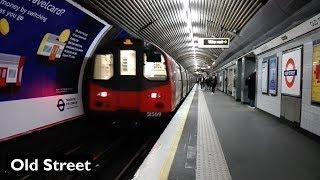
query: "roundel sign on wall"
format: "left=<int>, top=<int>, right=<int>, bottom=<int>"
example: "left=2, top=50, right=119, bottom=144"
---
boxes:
left=284, top=58, right=297, bottom=88
left=281, top=47, right=302, bottom=96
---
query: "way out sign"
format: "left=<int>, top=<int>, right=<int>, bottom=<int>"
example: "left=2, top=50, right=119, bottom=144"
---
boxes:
left=198, top=38, right=230, bottom=48
left=281, top=47, right=302, bottom=96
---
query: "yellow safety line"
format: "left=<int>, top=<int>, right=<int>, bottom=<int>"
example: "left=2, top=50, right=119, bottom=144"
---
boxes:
left=158, top=88, right=196, bottom=180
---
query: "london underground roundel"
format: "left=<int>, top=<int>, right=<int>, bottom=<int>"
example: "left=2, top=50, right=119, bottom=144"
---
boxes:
left=281, top=47, right=302, bottom=96
left=284, top=58, right=297, bottom=88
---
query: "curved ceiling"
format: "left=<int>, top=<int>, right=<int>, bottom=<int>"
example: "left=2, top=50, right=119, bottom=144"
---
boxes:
left=85, top=0, right=265, bottom=73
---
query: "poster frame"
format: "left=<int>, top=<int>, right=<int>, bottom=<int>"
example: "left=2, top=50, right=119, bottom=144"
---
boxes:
left=311, top=40, right=320, bottom=105
left=281, top=46, right=303, bottom=98
left=268, top=55, right=278, bottom=96
left=261, top=58, right=269, bottom=94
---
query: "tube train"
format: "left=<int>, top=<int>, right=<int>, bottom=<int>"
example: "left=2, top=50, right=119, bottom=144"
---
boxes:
left=88, top=38, right=195, bottom=120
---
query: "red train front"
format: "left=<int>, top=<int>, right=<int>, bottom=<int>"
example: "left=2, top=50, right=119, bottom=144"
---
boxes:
left=88, top=38, right=194, bottom=120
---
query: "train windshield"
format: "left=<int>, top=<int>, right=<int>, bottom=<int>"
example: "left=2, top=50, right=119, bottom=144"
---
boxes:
left=93, top=54, right=114, bottom=80
left=143, top=53, right=167, bottom=81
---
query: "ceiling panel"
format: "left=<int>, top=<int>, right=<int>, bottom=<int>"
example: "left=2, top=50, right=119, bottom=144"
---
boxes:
left=87, top=0, right=264, bottom=73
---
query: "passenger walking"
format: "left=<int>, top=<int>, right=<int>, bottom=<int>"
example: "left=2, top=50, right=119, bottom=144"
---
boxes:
left=211, top=74, right=217, bottom=94
left=208, top=76, right=213, bottom=90
left=200, top=77, right=205, bottom=89
left=205, top=77, right=210, bottom=90
left=245, top=72, right=256, bottom=107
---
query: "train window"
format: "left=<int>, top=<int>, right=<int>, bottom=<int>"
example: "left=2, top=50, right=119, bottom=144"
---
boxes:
left=143, top=53, right=167, bottom=81
left=120, top=50, right=136, bottom=76
left=146, top=53, right=162, bottom=62
left=93, top=54, right=114, bottom=80
left=8, top=69, right=16, bottom=78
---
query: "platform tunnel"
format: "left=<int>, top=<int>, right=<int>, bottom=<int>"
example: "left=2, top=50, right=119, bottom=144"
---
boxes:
left=1, top=0, right=320, bottom=179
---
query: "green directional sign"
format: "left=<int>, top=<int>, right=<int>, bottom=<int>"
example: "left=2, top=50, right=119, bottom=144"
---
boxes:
left=198, top=38, right=230, bottom=48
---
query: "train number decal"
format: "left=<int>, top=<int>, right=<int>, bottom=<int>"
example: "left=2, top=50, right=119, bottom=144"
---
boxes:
left=146, top=112, right=162, bottom=117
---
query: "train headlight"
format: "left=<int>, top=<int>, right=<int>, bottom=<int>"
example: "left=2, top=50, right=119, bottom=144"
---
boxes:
left=97, top=91, right=108, bottom=97
left=150, top=92, right=160, bottom=99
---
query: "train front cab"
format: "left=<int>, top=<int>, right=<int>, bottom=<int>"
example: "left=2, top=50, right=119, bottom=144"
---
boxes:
left=88, top=40, right=178, bottom=120
left=139, top=52, right=175, bottom=117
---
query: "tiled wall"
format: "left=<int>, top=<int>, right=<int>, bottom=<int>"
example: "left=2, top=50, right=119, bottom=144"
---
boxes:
left=256, top=28, right=320, bottom=136
left=257, top=51, right=282, bottom=117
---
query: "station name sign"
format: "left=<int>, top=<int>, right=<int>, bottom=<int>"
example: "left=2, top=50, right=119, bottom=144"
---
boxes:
left=198, top=38, right=230, bottom=49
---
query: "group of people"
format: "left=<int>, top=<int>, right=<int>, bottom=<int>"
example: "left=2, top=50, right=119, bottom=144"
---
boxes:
left=196, top=71, right=256, bottom=107
left=199, top=74, right=217, bottom=94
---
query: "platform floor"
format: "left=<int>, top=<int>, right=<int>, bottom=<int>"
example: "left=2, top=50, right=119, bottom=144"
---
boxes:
left=134, top=86, right=320, bottom=180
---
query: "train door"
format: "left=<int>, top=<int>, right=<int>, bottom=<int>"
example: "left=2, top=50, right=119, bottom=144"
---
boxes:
left=178, top=64, right=186, bottom=98
left=174, top=62, right=183, bottom=104
left=0, top=67, right=7, bottom=87
left=113, top=39, right=143, bottom=110
left=181, top=66, right=187, bottom=97
left=118, top=48, right=140, bottom=109
left=185, top=70, right=189, bottom=91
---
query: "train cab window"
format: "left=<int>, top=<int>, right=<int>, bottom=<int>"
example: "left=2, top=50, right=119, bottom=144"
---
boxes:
left=120, top=50, right=136, bottom=76
left=8, top=69, right=16, bottom=78
left=93, top=54, right=114, bottom=80
left=143, top=53, right=167, bottom=81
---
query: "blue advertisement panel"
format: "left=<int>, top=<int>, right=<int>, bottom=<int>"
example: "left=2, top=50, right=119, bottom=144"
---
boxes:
left=261, top=59, right=268, bottom=94
left=268, top=56, right=278, bottom=96
left=0, top=0, right=106, bottom=101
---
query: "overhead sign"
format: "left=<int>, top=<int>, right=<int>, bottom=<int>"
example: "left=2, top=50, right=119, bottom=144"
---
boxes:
left=281, top=47, right=302, bottom=96
left=198, top=38, right=230, bottom=48
left=312, top=41, right=320, bottom=103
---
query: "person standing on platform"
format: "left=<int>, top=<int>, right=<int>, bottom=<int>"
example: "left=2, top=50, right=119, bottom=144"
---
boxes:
left=209, top=76, right=213, bottom=90
left=200, top=76, right=205, bottom=89
left=205, top=77, right=210, bottom=90
left=211, top=74, right=217, bottom=94
left=245, top=71, right=256, bottom=107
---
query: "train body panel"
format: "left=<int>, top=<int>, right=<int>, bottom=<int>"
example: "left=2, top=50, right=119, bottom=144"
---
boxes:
left=88, top=38, right=195, bottom=120
left=180, top=66, right=187, bottom=98
left=170, top=59, right=183, bottom=109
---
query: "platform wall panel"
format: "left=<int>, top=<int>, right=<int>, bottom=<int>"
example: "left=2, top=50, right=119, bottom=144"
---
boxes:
left=256, top=28, right=320, bottom=136
left=257, top=51, right=282, bottom=117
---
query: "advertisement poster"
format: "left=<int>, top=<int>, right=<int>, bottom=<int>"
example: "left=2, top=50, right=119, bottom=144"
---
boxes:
left=312, top=41, right=320, bottom=103
left=0, top=0, right=106, bottom=101
left=281, top=47, right=302, bottom=97
left=268, top=56, right=278, bottom=96
left=261, top=59, right=268, bottom=94
left=0, top=0, right=111, bottom=140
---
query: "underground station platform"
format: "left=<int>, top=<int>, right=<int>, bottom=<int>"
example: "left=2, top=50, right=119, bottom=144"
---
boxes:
left=1, top=85, right=320, bottom=180
left=133, top=85, right=320, bottom=180
left=2, top=0, right=320, bottom=179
